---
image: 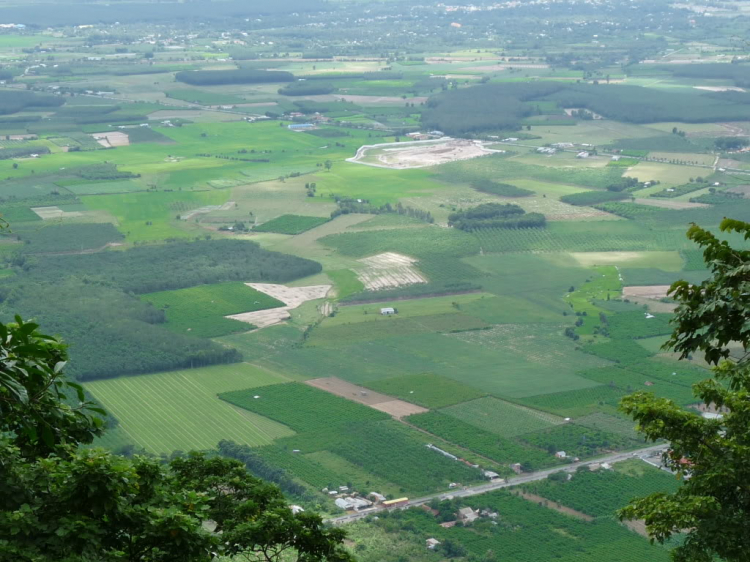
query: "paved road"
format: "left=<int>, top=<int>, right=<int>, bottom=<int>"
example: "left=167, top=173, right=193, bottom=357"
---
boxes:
left=327, top=444, right=668, bottom=525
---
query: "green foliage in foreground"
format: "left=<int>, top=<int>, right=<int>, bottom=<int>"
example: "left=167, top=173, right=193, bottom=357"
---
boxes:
left=0, top=318, right=351, bottom=562
left=254, top=214, right=330, bottom=235
left=619, top=218, right=750, bottom=562
left=142, top=282, right=284, bottom=338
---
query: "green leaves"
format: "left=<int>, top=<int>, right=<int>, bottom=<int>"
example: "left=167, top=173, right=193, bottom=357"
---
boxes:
left=620, top=219, right=750, bottom=562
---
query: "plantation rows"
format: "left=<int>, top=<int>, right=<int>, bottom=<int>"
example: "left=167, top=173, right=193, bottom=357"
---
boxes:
left=606, top=311, right=673, bottom=339
left=219, top=383, right=389, bottom=434
left=579, top=366, right=698, bottom=406
left=442, top=396, right=563, bottom=438
left=255, top=445, right=343, bottom=490
left=407, top=411, right=555, bottom=469
left=523, top=466, right=679, bottom=518
left=519, top=423, right=639, bottom=458
left=385, top=491, right=670, bottom=562
left=595, top=202, right=662, bottom=220
left=329, top=421, right=481, bottom=495
left=365, top=373, right=486, bottom=409
left=254, top=214, right=329, bottom=235
left=583, top=339, right=654, bottom=364
left=472, top=225, right=692, bottom=253
left=518, top=385, right=627, bottom=418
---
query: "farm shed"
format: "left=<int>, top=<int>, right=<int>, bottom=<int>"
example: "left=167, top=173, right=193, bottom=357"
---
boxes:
left=380, top=307, right=396, bottom=315
left=288, top=123, right=315, bottom=131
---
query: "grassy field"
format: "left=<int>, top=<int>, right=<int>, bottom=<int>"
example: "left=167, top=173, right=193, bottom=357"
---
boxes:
left=85, top=364, right=294, bottom=454
left=219, top=382, right=390, bottom=433
left=442, top=396, right=565, bottom=438
left=141, top=282, right=285, bottom=338
left=364, top=373, right=486, bottom=409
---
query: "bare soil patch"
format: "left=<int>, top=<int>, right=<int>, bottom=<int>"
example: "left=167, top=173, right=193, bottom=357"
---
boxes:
left=623, top=285, right=671, bottom=299
left=31, top=206, right=83, bottom=220
left=350, top=139, right=502, bottom=170
left=305, top=377, right=428, bottom=418
left=513, top=491, right=594, bottom=521
left=226, top=283, right=331, bottom=329
left=356, top=252, right=426, bottom=291
left=92, top=131, right=130, bottom=148
left=728, top=184, right=750, bottom=196
left=622, top=519, right=649, bottom=537
left=633, top=198, right=709, bottom=210
left=694, top=86, right=745, bottom=93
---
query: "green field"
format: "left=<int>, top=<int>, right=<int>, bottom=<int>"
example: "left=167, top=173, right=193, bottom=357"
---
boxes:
left=141, top=282, right=285, bottom=337
left=85, top=364, right=293, bottom=454
left=442, top=396, right=565, bottom=438
left=219, top=382, right=390, bottom=433
left=254, top=214, right=330, bottom=235
left=364, top=373, right=486, bottom=409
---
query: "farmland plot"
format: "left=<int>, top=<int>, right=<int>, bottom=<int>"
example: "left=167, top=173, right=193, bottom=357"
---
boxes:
left=349, top=139, right=503, bottom=169
left=355, top=252, right=427, bottom=290
left=442, top=396, right=565, bottom=438
left=364, top=373, right=486, bottom=409
left=304, top=376, right=428, bottom=418
left=227, top=283, right=330, bottom=329
left=85, top=364, right=292, bottom=454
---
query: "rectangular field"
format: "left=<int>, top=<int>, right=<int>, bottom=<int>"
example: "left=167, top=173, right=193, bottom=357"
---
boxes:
left=304, top=376, right=428, bottom=418
left=141, top=282, right=285, bottom=338
left=85, top=364, right=293, bottom=454
left=363, top=373, right=486, bottom=409
left=254, top=214, right=330, bottom=235
left=442, top=396, right=565, bottom=438
left=219, top=382, right=390, bottom=433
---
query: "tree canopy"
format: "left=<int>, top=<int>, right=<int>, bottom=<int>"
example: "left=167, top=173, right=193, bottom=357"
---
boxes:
left=619, top=218, right=750, bottom=562
left=0, top=318, right=353, bottom=562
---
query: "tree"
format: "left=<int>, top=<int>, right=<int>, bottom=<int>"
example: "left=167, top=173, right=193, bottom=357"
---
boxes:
left=0, top=318, right=353, bottom=562
left=619, top=218, right=750, bottom=562
left=324, top=159, right=333, bottom=172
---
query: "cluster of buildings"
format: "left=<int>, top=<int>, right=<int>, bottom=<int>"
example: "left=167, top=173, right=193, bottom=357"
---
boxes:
left=328, top=489, right=400, bottom=512
left=405, top=130, right=445, bottom=141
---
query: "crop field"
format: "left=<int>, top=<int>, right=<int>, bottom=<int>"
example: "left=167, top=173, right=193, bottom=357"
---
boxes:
left=472, top=222, right=695, bottom=254
left=253, top=214, right=330, bottom=235
left=524, top=461, right=679, bottom=518
left=519, top=423, right=640, bottom=458
left=141, top=282, right=285, bottom=338
left=606, top=311, right=673, bottom=339
left=442, top=396, right=564, bottom=438
left=85, top=364, right=293, bottom=454
left=517, top=385, right=627, bottom=418
left=328, top=421, right=483, bottom=495
left=406, top=411, right=555, bottom=468
left=573, top=412, right=642, bottom=440
left=385, top=488, right=671, bottom=562
left=219, top=382, right=390, bottom=433
left=306, top=313, right=490, bottom=346
left=579, top=366, right=699, bottom=406
left=364, top=373, right=486, bottom=409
